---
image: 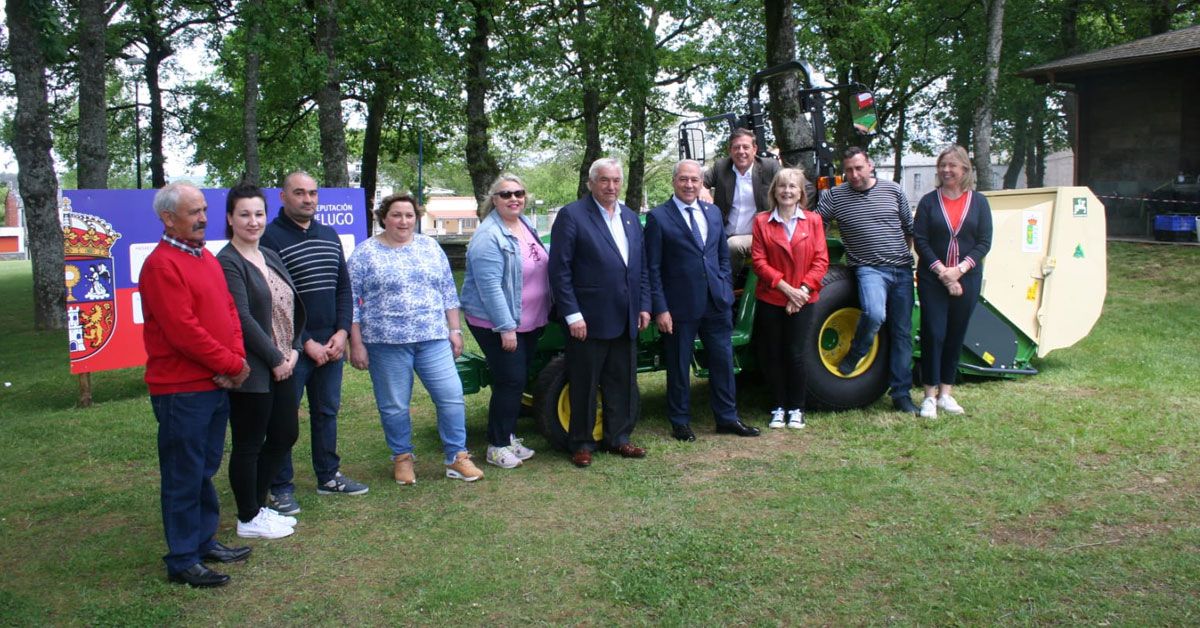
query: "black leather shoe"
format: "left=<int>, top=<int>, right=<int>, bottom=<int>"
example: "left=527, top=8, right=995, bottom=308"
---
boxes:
left=202, top=541, right=252, bottom=564
left=715, top=420, right=761, bottom=437
left=168, top=563, right=230, bottom=588
left=893, top=396, right=919, bottom=414
left=671, top=424, right=696, bottom=442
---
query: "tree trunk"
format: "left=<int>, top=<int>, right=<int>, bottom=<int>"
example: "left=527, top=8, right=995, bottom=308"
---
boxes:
left=625, top=88, right=649, bottom=211
left=1002, top=113, right=1027, bottom=189
left=7, top=0, right=65, bottom=330
left=76, top=0, right=109, bottom=189
left=1059, top=0, right=1081, bottom=151
left=144, top=50, right=168, bottom=188
left=314, top=0, right=349, bottom=187
left=972, top=0, right=1005, bottom=191
left=241, top=0, right=263, bottom=185
left=576, top=83, right=603, bottom=200
left=892, top=105, right=906, bottom=183
left=464, top=0, right=499, bottom=203
left=360, top=80, right=390, bottom=220
left=1029, top=108, right=1046, bottom=187
left=763, top=0, right=814, bottom=172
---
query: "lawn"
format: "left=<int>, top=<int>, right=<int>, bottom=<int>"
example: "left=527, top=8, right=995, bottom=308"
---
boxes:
left=1, top=242, right=1198, bottom=625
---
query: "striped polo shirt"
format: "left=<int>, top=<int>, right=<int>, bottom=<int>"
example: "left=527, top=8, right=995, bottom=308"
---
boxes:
left=816, top=179, right=913, bottom=268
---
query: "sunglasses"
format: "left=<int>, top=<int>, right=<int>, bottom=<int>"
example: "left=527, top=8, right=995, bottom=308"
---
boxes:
left=495, top=189, right=527, bottom=199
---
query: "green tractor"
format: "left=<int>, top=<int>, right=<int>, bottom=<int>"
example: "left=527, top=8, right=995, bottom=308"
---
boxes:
left=455, top=61, right=1107, bottom=450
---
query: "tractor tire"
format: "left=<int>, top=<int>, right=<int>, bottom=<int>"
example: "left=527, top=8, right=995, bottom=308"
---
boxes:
left=802, top=265, right=891, bottom=410
left=530, top=355, right=602, bottom=451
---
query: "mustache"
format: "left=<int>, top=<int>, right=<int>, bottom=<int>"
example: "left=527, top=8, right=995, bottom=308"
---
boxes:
left=193, top=222, right=207, bottom=232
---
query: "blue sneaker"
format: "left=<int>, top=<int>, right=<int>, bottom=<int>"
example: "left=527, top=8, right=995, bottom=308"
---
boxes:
left=316, top=472, right=369, bottom=495
left=267, top=491, right=300, bottom=515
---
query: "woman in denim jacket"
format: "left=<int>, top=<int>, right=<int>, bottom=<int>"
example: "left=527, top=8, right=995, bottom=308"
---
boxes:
left=460, top=174, right=550, bottom=469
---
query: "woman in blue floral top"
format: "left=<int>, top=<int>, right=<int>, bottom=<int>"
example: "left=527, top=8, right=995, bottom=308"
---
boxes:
left=348, top=194, right=484, bottom=484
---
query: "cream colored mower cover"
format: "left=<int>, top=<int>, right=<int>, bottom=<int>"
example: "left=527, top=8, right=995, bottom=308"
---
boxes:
left=979, top=187, right=1107, bottom=358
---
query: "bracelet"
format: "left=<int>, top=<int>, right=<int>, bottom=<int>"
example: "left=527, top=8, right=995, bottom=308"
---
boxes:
left=449, top=329, right=463, bottom=335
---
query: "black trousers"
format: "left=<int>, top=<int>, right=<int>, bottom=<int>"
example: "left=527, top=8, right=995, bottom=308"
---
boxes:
left=228, top=377, right=299, bottom=523
left=755, top=300, right=814, bottom=411
left=918, top=272, right=982, bottom=386
left=565, top=332, right=639, bottom=453
left=469, top=324, right=544, bottom=447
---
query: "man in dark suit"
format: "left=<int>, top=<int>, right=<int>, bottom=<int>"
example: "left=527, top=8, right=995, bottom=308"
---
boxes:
left=702, top=128, right=781, bottom=278
left=548, top=158, right=651, bottom=468
left=646, top=160, right=761, bottom=442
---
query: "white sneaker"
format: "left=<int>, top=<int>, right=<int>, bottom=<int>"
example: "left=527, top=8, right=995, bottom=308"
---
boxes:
left=486, top=445, right=522, bottom=469
left=262, top=507, right=297, bottom=527
left=937, top=394, right=965, bottom=415
left=919, top=396, right=938, bottom=419
left=237, top=510, right=294, bottom=539
left=786, top=409, right=806, bottom=429
left=768, top=408, right=786, bottom=429
left=509, top=434, right=535, bottom=460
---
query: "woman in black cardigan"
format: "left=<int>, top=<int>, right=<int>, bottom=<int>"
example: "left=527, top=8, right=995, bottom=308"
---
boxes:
left=218, top=184, right=307, bottom=539
left=913, top=145, right=992, bottom=419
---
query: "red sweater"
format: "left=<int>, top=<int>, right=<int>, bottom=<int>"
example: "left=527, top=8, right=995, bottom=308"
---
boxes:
left=140, top=241, right=246, bottom=395
left=751, top=210, right=830, bottom=307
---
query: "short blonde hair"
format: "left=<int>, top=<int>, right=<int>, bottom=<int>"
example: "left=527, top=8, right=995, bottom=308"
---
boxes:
left=935, top=145, right=976, bottom=191
left=767, top=168, right=811, bottom=212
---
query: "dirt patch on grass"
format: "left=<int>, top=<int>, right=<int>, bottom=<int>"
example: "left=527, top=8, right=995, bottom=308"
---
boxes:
left=986, top=504, right=1071, bottom=549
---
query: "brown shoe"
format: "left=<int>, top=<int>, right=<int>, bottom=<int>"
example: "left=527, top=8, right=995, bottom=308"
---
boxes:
left=393, top=453, right=416, bottom=485
left=571, top=450, right=592, bottom=468
left=607, top=443, right=647, bottom=458
left=445, top=451, right=484, bottom=482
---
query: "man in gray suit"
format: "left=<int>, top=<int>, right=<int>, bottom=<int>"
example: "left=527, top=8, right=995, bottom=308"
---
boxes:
left=702, top=128, right=781, bottom=278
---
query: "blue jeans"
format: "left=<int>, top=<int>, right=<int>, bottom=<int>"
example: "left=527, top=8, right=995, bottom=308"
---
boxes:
left=272, top=354, right=343, bottom=493
left=366, top=340, right=467, bottom=465
left=151, top=389, right=228, bottom=575
left=850, top=265, right=915, bottom=399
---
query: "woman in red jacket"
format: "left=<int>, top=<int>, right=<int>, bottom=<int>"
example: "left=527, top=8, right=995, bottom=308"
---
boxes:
left=751, top=168, right=829, bottom=429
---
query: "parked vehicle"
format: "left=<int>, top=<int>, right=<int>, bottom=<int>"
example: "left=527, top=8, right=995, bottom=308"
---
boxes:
left=456, top=62, right=1107, bottom=450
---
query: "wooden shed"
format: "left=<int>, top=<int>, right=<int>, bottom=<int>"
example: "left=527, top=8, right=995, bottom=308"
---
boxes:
left=1019, top=25, right=1200, bottom=237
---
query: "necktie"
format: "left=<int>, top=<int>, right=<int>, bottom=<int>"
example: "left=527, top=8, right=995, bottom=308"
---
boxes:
left=686, top=205, right=704, bottom=249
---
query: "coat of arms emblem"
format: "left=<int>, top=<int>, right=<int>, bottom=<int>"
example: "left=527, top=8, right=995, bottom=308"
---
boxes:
left=63, top=199, right=122, bottom=362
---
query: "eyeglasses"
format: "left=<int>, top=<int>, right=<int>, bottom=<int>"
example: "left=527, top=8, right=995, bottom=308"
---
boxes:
left=495, top=190, right=526, bottom=199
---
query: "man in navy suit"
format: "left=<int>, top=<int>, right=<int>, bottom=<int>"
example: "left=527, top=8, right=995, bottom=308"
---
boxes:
left=646, top=160, right=761, bottom=442
left=549, top=158, right=652, bottom=468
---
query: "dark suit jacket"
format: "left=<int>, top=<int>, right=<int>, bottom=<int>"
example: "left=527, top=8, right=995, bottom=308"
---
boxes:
left=218, top=244, right=307, bottom=393
left=703, top=155, right=781, bottom=223
left=913, top=189, right=993, bottom=283
left=548, top=195, right=650, bottom=340
left=645, top=197, right=733, bottom=321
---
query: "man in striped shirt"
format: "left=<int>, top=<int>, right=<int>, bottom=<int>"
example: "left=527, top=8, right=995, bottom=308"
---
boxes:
left=261, top=172, right=368, bottom=514
left=816, top=148, right=920, bottom=414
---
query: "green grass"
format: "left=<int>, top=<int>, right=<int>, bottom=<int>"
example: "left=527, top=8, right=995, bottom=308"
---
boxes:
left=1, top=242, right=1198, bottom=625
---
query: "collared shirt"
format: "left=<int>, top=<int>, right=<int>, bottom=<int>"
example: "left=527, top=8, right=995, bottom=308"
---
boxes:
left=673, top=196, right=708, bottom=245
left=161, top=232, right=205, bottom=257
left=727, top=164, right=756, bottom=236
left=768, top=207, right=807, bottom=241
left=592, top=196, right=629, bottom=265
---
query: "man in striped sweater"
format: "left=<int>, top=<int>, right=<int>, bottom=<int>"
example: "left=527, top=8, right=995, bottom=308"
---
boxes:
left=816, top=148, right=920, bottom=414
left=261, top=172, right=368, bottom=514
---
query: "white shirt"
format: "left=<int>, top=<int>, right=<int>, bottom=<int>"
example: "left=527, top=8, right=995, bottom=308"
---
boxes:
left=768, top=207, right=807, bottom=241
left=672, top=196, right=708, bottom=245
left=564, top=197, right=630, bottom=325
left=593, top=197, right=629, bottom=265
left=727, top=164, right=756, bottom=236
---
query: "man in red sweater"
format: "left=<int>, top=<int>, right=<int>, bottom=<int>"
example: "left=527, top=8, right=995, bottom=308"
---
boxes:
left=141, top=182, right=250, bottom=588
